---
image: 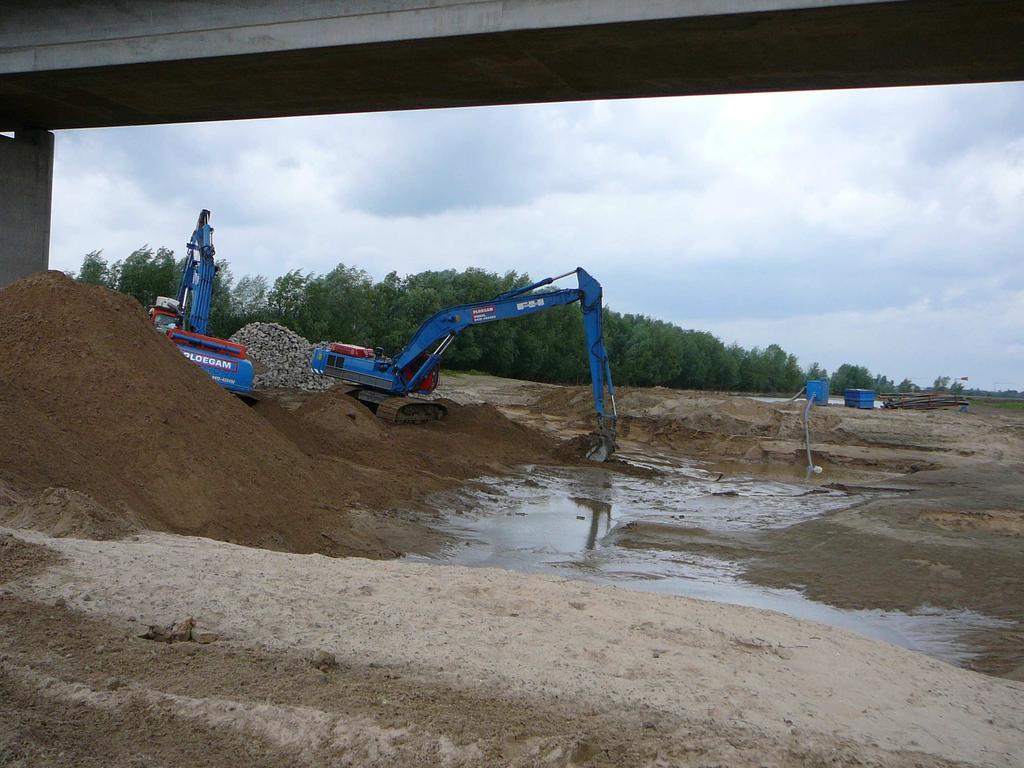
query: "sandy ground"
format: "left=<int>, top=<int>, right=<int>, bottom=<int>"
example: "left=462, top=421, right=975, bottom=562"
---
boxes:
left=3, top=365, right=1024, bottom=766
left=3, top=530, right=1022, bottom=768
left=438, top=375, right=1024, bottom=483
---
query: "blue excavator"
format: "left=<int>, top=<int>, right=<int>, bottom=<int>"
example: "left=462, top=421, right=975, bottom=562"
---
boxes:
left=149, top=210, right=255, bottom=400
left=310, top=268, right=618, bottom=461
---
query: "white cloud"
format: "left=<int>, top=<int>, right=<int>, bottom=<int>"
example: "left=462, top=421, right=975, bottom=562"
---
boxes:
left=694, top=288, right=1024, bottom=391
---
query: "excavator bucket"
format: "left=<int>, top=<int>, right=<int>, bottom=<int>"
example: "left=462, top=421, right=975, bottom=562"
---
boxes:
left=585, top=425, right=617, bottom=462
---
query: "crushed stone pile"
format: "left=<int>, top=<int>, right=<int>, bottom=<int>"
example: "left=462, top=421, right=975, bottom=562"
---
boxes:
left=229, top=322, right=332, bottom=391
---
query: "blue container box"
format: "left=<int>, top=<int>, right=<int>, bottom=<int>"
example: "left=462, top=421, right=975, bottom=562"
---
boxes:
left=806, top=379, right=829, bottom=406
left=844, top=389, right=875, bottom=409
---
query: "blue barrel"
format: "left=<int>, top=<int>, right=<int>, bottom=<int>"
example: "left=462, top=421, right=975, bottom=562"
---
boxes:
left=806, top=379, right=829, bottom=406
left=844, top=389, right=875, bottom=409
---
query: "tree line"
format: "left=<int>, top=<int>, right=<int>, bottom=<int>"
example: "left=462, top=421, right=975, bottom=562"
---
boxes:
left=71, top=246, right=962, bottom=395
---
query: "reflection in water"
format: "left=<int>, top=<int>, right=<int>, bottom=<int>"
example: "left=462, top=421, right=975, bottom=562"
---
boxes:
left=571, top=497, right=611, bottom=550
left=414, top=458, right=1009, bottom=667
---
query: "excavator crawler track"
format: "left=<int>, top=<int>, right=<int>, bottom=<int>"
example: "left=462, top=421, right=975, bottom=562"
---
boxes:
left=374, top=397, right=448, bottom=424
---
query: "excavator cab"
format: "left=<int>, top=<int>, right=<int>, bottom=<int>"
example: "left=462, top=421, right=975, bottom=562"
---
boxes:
left=149, top=307, right=180, bottom=334
left=149, top=296, right=181, bottom=334
left=401, top=353, right=440, bottom=394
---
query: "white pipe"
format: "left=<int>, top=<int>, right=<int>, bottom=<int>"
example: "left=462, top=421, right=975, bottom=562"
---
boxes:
left=803, top=394, right=822, bottom=476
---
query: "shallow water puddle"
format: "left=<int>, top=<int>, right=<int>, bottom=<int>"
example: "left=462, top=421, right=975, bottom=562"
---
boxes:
left=415, top=456, right=1008, bottom=667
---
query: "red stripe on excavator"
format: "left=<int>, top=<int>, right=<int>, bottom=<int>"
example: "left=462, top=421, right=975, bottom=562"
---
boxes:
left=168, top=329, right=248, bottom=359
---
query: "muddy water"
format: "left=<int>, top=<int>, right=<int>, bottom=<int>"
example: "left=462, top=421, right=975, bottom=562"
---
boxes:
left=417, top=453, right=1008, bottom=667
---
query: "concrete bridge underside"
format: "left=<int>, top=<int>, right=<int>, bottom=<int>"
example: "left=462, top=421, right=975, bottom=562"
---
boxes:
left=2, top=1, right=1023, bottom=130
left=1, top=0, right=1022, bottom=284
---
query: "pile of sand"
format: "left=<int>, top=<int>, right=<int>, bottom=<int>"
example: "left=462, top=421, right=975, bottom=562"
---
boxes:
left=0, top=272, right=394, bottom=555
left=0, top=273, right=574, bottom=555
left=255, top=390, right=568, bottom=502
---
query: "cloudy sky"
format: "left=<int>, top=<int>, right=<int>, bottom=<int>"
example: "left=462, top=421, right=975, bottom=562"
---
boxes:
left=50, top=82, right=1023, bottom=390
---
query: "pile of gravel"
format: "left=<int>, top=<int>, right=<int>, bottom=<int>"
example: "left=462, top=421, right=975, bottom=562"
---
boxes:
left=229, top=322, right=333, bottom=391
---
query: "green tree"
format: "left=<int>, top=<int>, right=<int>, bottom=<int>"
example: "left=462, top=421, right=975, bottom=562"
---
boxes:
left=933, top=376, right=951, bottom=392
left=872, top=374, right=897, bottom=394
left=111, top=246, right=179, bottom=307
left=73, top=249, right=854, bottom=395
left=830, top=363, right=874, bottom=394
left=804, top=362, right=828, bottom=381
left=231, top=275, right=270, bottom=319
left=897, top=378, right=919, bottom=393
left=268, top=270, right=310, bottom=328
left=204, top=260, right=235, bottom=337
left=76, top=250, right=114, bottom=287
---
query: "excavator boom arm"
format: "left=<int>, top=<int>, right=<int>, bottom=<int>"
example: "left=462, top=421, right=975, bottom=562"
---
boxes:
left=311, top=267, right=617, bottom=460
left=395, top=287, right=576, bottom=379
left=176, top=209, right=217, bottom=335
left=576, top=268, right=617, bottom=435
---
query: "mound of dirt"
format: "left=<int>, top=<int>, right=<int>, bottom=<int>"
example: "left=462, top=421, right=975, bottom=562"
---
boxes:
left=0, top=533, right=59, bottom=583
left=294, top=387, right=388, bottom=441
left=0, top=272, right=402, bottom=557
left=920, top=509, right=1024, bottom=537
left=0, top=487, right=142, bottom=540
left=399, top=400, right=572, bottom=480
left=251, top=391, right=390, bottom=465
left=541, top=386, right=843, bottom=441
left=534, top=386, right=598, bottom=419
left=420, top=400, right=555, bottom=463
left=257, top=389, right=582, bottom=507
left=535, top=384, right=890, bottom=472
left=0, top=273, right=577, bottom=555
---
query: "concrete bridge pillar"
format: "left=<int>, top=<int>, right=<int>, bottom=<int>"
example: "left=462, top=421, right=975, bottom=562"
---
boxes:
left=1, top=129, right=53, bottom=287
